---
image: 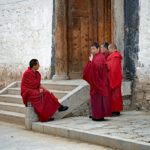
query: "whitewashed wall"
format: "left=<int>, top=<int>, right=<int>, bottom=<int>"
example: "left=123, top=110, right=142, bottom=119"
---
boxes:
left=0, top=0, right=53, bottom=86
left=137, top=0, right=150, bottom=83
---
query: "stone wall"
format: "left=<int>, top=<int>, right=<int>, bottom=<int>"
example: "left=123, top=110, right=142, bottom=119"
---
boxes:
left=0, top=0, right=53, bottom=88
left=133, top=0, right=150, bottom=111
left=133, top=80, right=150, bottom=111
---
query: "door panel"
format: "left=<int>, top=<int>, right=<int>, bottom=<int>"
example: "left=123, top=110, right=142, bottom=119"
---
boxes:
left=68, top=0, right=112, bottom=79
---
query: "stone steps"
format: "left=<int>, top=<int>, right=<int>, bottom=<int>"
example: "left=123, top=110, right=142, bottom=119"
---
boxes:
left=0, top=80, right=81, bottom=126
left=0, top=110, right=25, bottom=126
left=17, top=82, right=77, bottom=91
left=0, top=94, right=23, bottom=104
left=0, top=102, right=25, bottom=114
left=7, top=87, right=69, bottom=99
left=0, top=80, right=132, bottom=128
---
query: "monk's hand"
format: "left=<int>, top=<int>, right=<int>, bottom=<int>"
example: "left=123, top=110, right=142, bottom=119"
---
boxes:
left=39, top=88, right=43, bottom=93
left=89, top=54, right=93, bottom=62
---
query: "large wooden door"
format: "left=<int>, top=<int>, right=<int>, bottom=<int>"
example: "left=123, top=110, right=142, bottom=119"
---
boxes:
left=67, top=0, right=112, bottom=79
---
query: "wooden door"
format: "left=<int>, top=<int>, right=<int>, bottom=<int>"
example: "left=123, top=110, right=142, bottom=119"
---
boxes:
left=67, top=0, right=112, bottom=79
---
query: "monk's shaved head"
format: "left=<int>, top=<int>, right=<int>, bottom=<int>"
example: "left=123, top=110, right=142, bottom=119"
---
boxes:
left=108, top=44, right=117, bottom=54
left=108, top=44, right=117, bottom=50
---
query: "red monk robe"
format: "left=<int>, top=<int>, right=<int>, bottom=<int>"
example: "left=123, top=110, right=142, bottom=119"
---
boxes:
left=83, top=52, right=112, bottom=120
left=107, top=51, right=123, bottom=112
left=21, top=67, right=61, bottom=122
left=104, top=52, right=110, bottom=60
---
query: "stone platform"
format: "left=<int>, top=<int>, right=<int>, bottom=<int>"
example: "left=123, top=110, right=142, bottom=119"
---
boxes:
left=0, top=121, right=113, bottom=150
left=32, top=111, right=150, bottom=150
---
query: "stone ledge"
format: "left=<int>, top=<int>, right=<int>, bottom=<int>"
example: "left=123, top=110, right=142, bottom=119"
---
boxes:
left=32, top=111, right=150, bottom=150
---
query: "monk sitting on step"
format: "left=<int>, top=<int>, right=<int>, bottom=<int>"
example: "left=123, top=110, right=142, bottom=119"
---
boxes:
left=21, top=59, right=68, bottom=122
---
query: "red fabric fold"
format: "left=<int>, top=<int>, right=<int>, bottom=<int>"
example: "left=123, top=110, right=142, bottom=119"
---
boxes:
left=107, top=51, right=123, bottom=112
left=83, top=52, right=109, bottom=96
left=83, top=52, right=112, bottom=118
left=107, top=51, right=123, bottom=89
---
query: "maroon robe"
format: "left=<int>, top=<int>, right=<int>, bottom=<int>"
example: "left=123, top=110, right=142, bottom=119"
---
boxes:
left=83, top=52, right=111, bottom=119
left=21, top=67, right=61, bottom=122
left=107, top=51, right=123, bottom=112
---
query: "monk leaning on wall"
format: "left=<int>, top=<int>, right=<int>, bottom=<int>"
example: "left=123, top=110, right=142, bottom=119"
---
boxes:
left=21, top=59, right=68, bottom=122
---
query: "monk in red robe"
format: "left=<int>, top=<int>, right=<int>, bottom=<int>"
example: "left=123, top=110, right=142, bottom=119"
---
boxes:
left=21, top=59, right=68, bottom=122
left=83, top=42, right=112, bottom=121
left=101, top=42, right=110, bottom=60
left=107, top=44, right=123, bottom=116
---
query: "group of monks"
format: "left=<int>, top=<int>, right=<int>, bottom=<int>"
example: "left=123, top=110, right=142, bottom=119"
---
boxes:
left=83, top=42, right=123, bottom=121
left=21, top=42, right=123, bottom=122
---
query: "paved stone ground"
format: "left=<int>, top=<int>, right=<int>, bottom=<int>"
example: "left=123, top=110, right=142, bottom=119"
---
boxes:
left=0, top=122, right=113, bottom=150
left=38, top=111, right=150, bottom=144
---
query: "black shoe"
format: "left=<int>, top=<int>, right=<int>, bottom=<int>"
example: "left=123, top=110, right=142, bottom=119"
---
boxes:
left=89, top=116, right=92, bottom=119
left=112, top=112, right=120, bottom=116
left=92, top=118, right=105, bottom=121
left=58, top=105, right=69, bottom=112
left=48, top=118, right=54, bottom=121
left=116, top=112, right=120, bottom=116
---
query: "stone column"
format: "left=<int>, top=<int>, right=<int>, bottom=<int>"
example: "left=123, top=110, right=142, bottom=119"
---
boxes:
left=52, top=0, right=69, bottom=80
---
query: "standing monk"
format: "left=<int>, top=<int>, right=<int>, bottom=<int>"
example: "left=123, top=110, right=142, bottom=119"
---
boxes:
left=21, top=59, right=68, bottom=122
left=83, top=42, right=112, bottom=121
left=101, top=42, right=110, bottom=60
left=107, top=44, right=123, bottom=116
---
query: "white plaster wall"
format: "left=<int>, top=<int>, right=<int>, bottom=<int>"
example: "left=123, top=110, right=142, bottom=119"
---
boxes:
left=0, top=0, right=53, bottom=86
left=137, top=0, right=150, bottom=83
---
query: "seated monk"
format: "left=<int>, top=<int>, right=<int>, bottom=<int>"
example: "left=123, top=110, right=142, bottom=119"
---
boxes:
left=21, top=59, right=68, bottom=122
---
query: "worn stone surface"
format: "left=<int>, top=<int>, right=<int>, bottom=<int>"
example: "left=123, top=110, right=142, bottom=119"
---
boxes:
left=0, top=121, right=113, bottom=150
left=133, top=80, right=150, bottom=111
left=33, top=111, right=150, bottom=145
left=25, top=102, right=38, bottom=130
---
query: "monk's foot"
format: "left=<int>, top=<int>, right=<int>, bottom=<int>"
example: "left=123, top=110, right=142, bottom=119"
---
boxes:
left=89, top=115, right=92, bottom=119
left=58, top=105, right=69, bottom=112
left=92, top=118, right=105, bottom=121
left=112, top=112, right=120, bottom=116
left=48, top=118, right=55, bottom=121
